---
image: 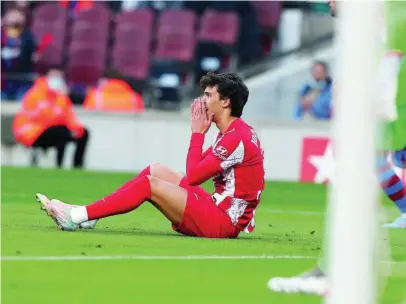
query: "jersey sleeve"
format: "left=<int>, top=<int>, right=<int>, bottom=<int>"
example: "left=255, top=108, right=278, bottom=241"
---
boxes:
left=186, top=131, right=244, bottom=185
left=201, top=147, right=211, bottom=159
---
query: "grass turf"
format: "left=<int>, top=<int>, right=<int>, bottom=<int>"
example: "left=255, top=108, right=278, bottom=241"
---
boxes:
left=1, top=167, right=405, bottom=304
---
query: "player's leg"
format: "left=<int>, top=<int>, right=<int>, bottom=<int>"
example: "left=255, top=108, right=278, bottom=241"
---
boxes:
left=150, top=163, right=184, bottom=185
left=267, top=149, right=406, bottom=294
left=37, top=175, right=187, bottom=231
left=376, top=150, right=406, bottom=228
left=85, top=175, right=187, bottom=225
left=53, top=164, right=184, bottom=230
left=380, top=148, right=406, bottom=228
left=391, top=147, right=406, bottom=169
left=115, top=163, right=184, bottom=194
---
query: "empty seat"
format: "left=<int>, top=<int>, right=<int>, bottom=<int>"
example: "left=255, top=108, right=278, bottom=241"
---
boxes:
left=32, top=2, right=68, bottom=23
left=198, top=9, right=239, bottom=47
left=156, top=9, right=196, bottom=37
left=73, top=2, right=111, bottom=25
left=154, top=9, right=197, bottom=66
left=154, top=32, right=195, bottom=63
left=67, top=44, right=106, bottom=87
left=112, top=47, right=150, bottom=81
left=70, top=25, right=109, bottom=45
left=68, top=5, right=110, bottom=71
left=251, top=1, right=281, bottom=34
left=116, top=9, right=154, bottom=31
left=114, top=9, right=154, bottom=49
left=194, top=9, right=239, bottom=84
left=71, top=2, right=111, bottom=39
left=111, top=9, right=154, bottom=93
left=31, top=3, right=68, bottom=73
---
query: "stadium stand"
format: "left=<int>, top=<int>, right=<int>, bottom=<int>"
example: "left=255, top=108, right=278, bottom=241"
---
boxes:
left=2, top=0, right=333, bottom=110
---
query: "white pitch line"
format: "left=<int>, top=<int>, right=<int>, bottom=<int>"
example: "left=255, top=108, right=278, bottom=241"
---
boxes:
left=1, top=255, right=317, bottom=261
left=262, top=209, right=324, bottom=216
left=1, top=255, right=404, bottom=265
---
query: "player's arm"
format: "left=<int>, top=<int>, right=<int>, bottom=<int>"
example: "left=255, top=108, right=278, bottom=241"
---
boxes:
left=202, top=147, right=211, bottom=159
left=186, top=133, right=222, bottom=185
left=186, top=132, right=243, bottom=186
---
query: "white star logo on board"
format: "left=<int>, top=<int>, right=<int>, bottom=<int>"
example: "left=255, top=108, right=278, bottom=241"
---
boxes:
left=308, top=143, right=335, bottom=184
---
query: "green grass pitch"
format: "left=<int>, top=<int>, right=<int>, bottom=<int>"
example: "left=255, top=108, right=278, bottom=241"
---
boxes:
left=1, top=167, right=405, bottom=303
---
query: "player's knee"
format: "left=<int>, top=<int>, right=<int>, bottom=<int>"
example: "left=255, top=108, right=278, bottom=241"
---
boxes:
left=149, top=163, right=183, bottom=185
left=150, top=163, right=168, bottom=177
left=147, top=175, right=162, bottom=194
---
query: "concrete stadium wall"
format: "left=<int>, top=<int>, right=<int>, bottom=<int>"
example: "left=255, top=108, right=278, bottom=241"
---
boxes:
left=1, top=102, right=331, bottom=182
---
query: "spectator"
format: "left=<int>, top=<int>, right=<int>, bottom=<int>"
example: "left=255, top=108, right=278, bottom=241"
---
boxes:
left=1, top=1, right=35, bottom=20
left=12, top=66, right=89, bottom=169
left=1, top=8, right=37, bottom=101
left=83, top=69, right=144, bottom=113
left=294, top=61, right=333, bottom=120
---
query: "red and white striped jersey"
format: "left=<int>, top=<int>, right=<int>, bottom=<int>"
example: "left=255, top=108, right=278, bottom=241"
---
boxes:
left=186, top=118, right=265, bottom=233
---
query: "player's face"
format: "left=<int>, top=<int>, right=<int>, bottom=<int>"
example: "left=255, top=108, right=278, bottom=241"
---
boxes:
left=202, top=86, right=228, bottom=122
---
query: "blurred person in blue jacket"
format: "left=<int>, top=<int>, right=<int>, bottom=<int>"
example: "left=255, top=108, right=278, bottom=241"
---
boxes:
left=294, top=61, right=333, bottom=120
left=1, top=8, right=37, bottom=101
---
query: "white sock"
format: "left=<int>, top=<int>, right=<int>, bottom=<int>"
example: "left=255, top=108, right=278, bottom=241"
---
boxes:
left=70, top=206, right=89, bottom=224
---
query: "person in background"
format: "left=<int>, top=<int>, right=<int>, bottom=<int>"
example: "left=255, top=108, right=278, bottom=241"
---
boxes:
left=293, top=61, right=333, bottom=120
left=83, top=69, right=144, bottom=113
left=1, top=1, right=35, bottom=20
left=12, top=66, right=89, bottom=169
left=1, top=8, right=37, bottom=101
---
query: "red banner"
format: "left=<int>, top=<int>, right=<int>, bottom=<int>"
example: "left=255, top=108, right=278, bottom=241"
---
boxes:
left=300, top=137, right=332, bottom=184
left=300, top=137, right=406, bottom=184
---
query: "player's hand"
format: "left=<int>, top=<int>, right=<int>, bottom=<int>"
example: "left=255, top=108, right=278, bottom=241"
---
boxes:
left=190, top=98, right=213, bottom=134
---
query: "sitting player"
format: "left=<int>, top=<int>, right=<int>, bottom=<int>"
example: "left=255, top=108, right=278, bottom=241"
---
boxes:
left=36, top=72, right=265, bottom=238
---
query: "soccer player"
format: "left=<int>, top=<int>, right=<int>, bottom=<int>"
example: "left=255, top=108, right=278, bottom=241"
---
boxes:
left=36, top=72, right=265, bottom=239
left=268, top=0, right=405, bottom=295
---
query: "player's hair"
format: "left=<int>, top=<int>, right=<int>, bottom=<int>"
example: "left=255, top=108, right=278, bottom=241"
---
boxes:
left=199, top=71, right=249, bottom=118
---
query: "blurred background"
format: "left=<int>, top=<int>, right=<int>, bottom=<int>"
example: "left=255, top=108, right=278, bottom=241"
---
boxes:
left=1, top=0, right=335, bottom=174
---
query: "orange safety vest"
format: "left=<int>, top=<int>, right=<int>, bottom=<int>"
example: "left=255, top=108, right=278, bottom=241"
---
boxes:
left=59, top=0, right=94, bottom=12
left=83, top=79, right=145, bottom=113
left=12, top=77, right=84, bottom=147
